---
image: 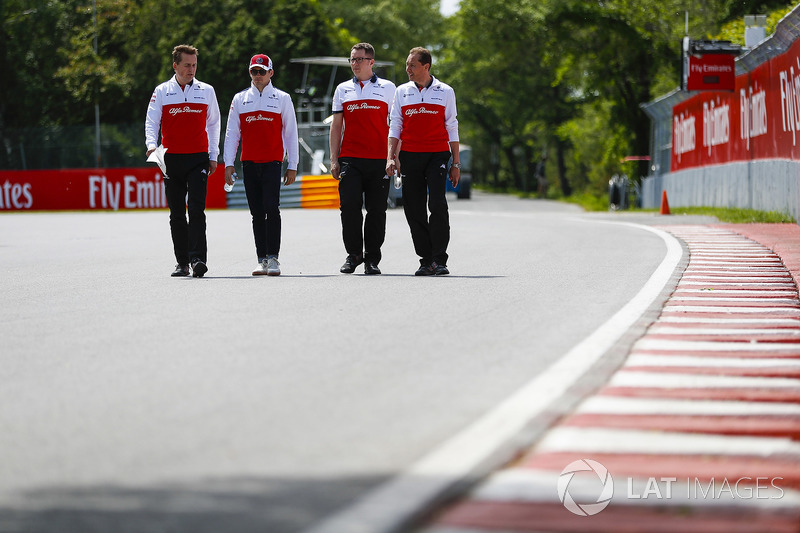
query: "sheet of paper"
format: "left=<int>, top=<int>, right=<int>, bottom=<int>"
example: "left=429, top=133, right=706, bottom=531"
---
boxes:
left=146, top=145, right=168, bottom=177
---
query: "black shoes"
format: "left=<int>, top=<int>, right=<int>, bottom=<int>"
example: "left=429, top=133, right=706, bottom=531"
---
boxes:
left=415, top=263, right=436, bottom=276
left=415, top=262, right=449, bottom=276
left=342, top=255, right=381, bottom=275
left=171, top=264, right=190, bottom=277
left=340, top=255, right=363, bottom=274
left=341, top=255, right=382, bottom=275
left=171, top=260, right=206, bottom=277
left=191, top=259, right=208, bottom=278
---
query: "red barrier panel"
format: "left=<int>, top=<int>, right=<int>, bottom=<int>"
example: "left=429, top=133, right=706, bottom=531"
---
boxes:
left=746, top=60, right=773, bottom=160
left=0, top=166, right=226, bottom=211
left=671, top=35, right=800, bottom=171
left=770, top=36, right=800, bottom=160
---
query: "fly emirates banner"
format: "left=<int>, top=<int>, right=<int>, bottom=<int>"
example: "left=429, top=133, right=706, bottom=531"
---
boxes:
left=672, top=35, right=800, bottom=171
left=0, top=167, right=226, bottom=211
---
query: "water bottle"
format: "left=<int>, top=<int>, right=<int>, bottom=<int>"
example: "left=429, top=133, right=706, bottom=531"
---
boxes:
left=224, top=172, right=237, bottom=192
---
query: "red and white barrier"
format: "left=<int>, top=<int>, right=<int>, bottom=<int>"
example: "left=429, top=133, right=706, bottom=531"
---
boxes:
left=672, top=35, right=800, bottom=171
left=0, top=167, right=227, bottom=211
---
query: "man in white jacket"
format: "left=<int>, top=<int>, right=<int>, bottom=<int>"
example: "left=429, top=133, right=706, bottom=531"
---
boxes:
left=386, top=47, right=460, bottom=276
left=145, top=44, right=221, bottom=278
left=223, top=54, right=299, bottom=276
left=329, top=43, right=396, bottom=275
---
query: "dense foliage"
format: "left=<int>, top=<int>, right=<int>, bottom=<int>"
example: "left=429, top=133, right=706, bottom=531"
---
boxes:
left=1, top=0, right=796, bottom=195
left=438, top=0, right=795, bottom=196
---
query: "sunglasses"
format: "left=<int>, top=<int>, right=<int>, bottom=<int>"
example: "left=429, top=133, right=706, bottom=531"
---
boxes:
left=250, top=68, right=268, bottom=76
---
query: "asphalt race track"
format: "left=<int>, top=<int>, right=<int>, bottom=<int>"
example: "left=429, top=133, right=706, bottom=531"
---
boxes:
left=0, top=192, right=707, bottom=532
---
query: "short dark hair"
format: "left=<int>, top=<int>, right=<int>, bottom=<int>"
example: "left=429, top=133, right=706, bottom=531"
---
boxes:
left=351, top=42, right=375, bottom=58
left=173, top=44, right=198, bottom=64
left=409, top=47, right=431, bottom=66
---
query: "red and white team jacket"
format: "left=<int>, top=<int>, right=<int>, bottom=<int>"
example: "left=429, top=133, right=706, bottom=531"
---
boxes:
left=332, top=75, right=396, bottom=159
left=388, top=76, right=458, bottom=153
left=145, top=75, right=221, bottom=159
left=223, top=82, right=299, bottom=170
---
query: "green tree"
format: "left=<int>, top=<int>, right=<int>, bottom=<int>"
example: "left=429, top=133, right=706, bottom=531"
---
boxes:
left=0, top=1, right=92, bottom=168
left=545, top=0, right=681, bottom=188
left=715, top=3, right=795, bottom=45
left=439, top=0, right=566, bottom=193
left=318, top=0, right=445, bottom=78
left=0, top=0, right=352, bottom=167
left=5, top=0, right=795, bottom=177
left=54, top=0, right=352, bottom=124
left=1, top=1, right=82, bottom=129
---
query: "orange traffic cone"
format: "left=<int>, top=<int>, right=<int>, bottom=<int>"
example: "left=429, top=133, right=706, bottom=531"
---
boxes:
left=660, top=190, right=671, bottom=215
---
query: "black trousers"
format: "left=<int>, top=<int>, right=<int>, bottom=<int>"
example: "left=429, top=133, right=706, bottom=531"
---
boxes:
left=243, top=160, right=282, bottom=260
left=163, top=152, right=209, bottom=266
left=338, top=157, right=389, bottom=264
left=399, top=150, right=451, bottom=266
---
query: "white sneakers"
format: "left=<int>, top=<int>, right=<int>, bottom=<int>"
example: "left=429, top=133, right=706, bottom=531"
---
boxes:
left=252, top=259, right=268, bottom=276
left=253, top=257, right=281, bottom=276
left=267, top=257, right=281, bottom=276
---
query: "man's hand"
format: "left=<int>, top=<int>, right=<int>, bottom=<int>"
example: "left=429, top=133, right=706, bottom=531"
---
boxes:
left=386, top=157, right=399, bottom=178
left=284, top=169, right=297, bottom=186
left=224, top=165, right=235, bottom=186
left=330, top=160, right=340, bottom=180
left=146, top=148, right=155, bottom=158
left=209, top=161, right=218, bottom=175
left=449, top=166, right=460, bottom=187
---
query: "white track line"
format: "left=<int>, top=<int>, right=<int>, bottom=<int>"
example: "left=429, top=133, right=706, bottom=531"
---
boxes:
left=692, top=263, right=783, bottom=268
left=691, top=251, right=776, bottom=254
left=681, top=241, right=761, bottom=244
left=609, top=371, right=800, bottom=389
left=692, top=257, right=781, bottom=261
left=627, top=354, right=800, bottom=367
left=635, top=339, right=800, bottom=351
left=680, top=276, right=792, bottom=282
left=668, top=297, right=800, bottom=304
left=576, top=395, right=800, bottom=416
left=689, top=252, right=783, bottom=260
left=465, top=468, right=800, bottom=510
left=677, top=283, right=795, bottom=288
left=659, top=316, right=800, bottom=324
left=536, top=427, right=800, bottom=457
left=303, top=223, right=683, bottom=533
left=686, top=268, right=787, bottom=272
left=685, top=270, right=789, bottom=275
left=673, top=290, right=797, bottom=295
left=662, top=306, right=800, bottom=314
left=647, top=326, right=800, bottom=336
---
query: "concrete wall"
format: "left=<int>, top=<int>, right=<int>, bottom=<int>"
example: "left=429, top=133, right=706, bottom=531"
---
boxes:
left=641, top=160, right=800, bottom=219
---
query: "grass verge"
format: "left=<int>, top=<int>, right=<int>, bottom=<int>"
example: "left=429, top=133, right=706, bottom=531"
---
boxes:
left=656, top=206, right=795, bottom=223
left=473, top=185, right=796, bottom=223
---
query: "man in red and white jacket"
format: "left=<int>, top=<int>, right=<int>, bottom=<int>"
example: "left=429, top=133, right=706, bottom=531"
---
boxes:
left=145, top=44, right=221, bottom=278
left=386, top=47, right=460, bottom=276
left=330, top=43, right=396, bottom=275
left=223, top=54, right=298, bottom=276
